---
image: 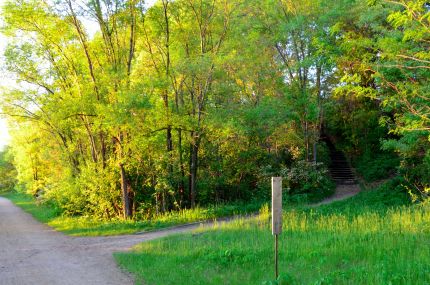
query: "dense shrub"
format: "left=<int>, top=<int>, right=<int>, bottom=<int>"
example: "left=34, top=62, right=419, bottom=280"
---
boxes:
left=354, top=151, right=400, bottom=182
left=281, top=160, right=335, bottom=203
left=0, top=148, right=16, bottom=191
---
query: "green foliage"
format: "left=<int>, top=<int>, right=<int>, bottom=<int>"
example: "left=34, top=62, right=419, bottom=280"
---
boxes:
left=382, top=134, right=430, bottom=201
left=1, top=0, right=318, bottom=218
left=115, top=182, right=429, bottom=285
left=324, top=99, right=387, bottom=155
left=1, top=0, right=428, bottom=220
left=322, top=0, right=429, bottom=199
left=0, top=148, right=16, bottom=191
left=316, top=141, right=331, bottom=166
left=282, top=160, right=335, bottom=203
left=3, top=191, right=61, bottom=223
left=354, top=151, right=400, bottom=182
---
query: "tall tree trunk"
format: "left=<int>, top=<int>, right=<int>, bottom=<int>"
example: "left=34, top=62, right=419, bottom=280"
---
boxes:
left=118, top=132, right=133, bottom=219
left=80, top=115, right=98, bottom=163
left=100, top=132, right=107, bottom=168
left=178, top=128, right=185, bottom=207
left=316, top=65, right=323, bottom=134
left=188, top=139, right=193, bottom=205
left=167, top=126, right=173, bottom=171
left=304, top=119, right=310, bottom=162
left=189, top=135, right=199, bottom=208
left=120, top=163, right=132, bottom=219
left=67, top=0, right=100, bottom=100
left=163, top=0, right=174, bottom=181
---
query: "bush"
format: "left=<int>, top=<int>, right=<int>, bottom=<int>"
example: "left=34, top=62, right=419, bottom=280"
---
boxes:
left=0, top=148, right=17, bottom=191
left=369, top=176, right=411, bottom=207
left=396, top=151, right=430, bottom=203
left=281, top=160, right=335, bottom=203
left=354, top=150, right=400, bottom=182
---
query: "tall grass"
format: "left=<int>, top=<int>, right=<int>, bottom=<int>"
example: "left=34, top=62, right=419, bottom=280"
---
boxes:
left=115, top=186, right=430, bottom=285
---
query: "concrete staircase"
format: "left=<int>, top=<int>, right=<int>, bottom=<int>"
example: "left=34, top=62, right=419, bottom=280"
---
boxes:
left=323, top=138, right=356, bottom=185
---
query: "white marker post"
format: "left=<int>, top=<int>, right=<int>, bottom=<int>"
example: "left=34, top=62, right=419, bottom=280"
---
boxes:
left=272, top=177, right=282, bottom=279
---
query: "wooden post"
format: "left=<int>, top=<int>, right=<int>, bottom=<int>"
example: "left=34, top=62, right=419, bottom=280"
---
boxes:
left=275, top=233, right=279, bottom=279
left=272, top=177, right=282, bottom=279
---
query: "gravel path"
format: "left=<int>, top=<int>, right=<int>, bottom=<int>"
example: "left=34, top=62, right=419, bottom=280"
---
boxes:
left=311, top=184, right=361, bottom=207
left=0, top=197, right=207, bottom=285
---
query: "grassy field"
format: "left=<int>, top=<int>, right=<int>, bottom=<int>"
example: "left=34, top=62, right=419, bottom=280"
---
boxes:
left=2, top=191, right=263, bottom=236
left=115, top=183, right=430, bottom=285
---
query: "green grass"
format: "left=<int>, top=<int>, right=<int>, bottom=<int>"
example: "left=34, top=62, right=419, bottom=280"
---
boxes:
left=1, top=190, right=263, bottom=236
left=3, top=191, right=61, bottom=223
left=47, top=202, right=262, bottom=236
left=114, top=181, right=430, bottom=285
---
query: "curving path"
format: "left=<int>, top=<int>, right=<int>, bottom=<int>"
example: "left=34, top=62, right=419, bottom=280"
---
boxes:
left=311, top=184, right=361, bottom=207
left=0, top=197, right=206, bottom=285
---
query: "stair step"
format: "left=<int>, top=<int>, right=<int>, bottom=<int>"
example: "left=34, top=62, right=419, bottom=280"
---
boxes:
left=332, top=177, right=355, bottom=179
left=336, top=181, right=357, bottom=185
left=335, top=178, right=356, bottom=181
left=333, top=177, right=355, bottom=180
left=324, top=137, right=357, bottom=185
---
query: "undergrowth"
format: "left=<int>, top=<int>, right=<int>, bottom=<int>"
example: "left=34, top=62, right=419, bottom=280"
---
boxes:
left=353, top=151, right=400, bottom=182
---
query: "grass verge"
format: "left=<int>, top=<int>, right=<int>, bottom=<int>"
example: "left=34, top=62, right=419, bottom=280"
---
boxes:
left=1, top=191, right=263, bottom=236
left=115, top=180, right=430, bottom=285
left=2, top=191, right=61, bottom=223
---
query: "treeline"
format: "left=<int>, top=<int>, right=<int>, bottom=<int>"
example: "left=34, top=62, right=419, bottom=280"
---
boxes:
left=0, top=0, right=428, bottom=218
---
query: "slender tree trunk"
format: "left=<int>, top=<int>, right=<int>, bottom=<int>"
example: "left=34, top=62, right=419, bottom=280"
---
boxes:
left=163, top=0, right=174, bottom=181
left=305, top=119, right=310, bottom=161
left=118, top=131, right=133, bottom=219
left=120, top=163, right=132, bottom=219
left=162, top=190, right=166, bottom=212
left=189, top=135, right=199, bottom=208
left=80, top=116, right=98, bottom=163
left=167, top=126, right=173, bottom=171
left=100, top=132, right=106, bottom=168
left=178, top=128, right=185, bottom=207
left=188, top=139, right=193, bottom=205
left=316, top=66, right=323, bottom=134
left=67, top=0, right=100, bottom=100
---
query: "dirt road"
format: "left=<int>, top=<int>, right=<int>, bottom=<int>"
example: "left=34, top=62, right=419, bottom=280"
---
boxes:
left=311, top=184, right=361, bottom=207
left=0, top=197, right=204, bottom=285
